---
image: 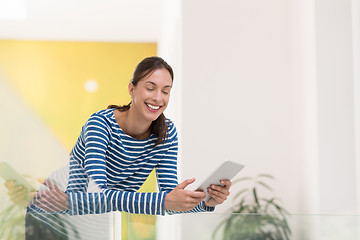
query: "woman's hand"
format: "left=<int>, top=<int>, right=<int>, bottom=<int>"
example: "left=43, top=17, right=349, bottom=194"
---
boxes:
left=204, top=180, right=231, bottom=207
left=4, top=180, right=35, bottom=207
left=29, top=180, right=69, bottom=212
left=164, top=178, right=206, bottom=212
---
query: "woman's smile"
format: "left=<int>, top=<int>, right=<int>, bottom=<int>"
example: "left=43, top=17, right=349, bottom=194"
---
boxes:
left=145, top=102, right=161, bottom=111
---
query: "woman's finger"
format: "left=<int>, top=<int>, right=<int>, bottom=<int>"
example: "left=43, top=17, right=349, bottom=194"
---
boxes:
left=9, top=188, right=27, bottom=201
left=208, top=187, right=227, bottom=201
left=209, top=184, right=230, bottom=196
left=30, top=188, right=69, bottom=212
left=220, top=180, right=232, bottom=188
left=8, top=185, right=25, bottom=197
left=43, top=180, right=56, bottom=190
left=4, top=180, right=16, bottom=189
left=208, top=189, right=226, bottom=204
left=186, top=190, right=206, bottom=199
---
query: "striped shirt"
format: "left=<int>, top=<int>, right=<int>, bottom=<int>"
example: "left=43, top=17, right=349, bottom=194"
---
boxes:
left=65, top=108, right=213, bottom=216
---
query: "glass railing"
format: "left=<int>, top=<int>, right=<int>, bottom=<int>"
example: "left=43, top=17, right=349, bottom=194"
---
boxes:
left=0, top=207, right=115, bottom=240
left=130, top=213, right=360, bottom=240
left=1, top=210, right=360, bottom=240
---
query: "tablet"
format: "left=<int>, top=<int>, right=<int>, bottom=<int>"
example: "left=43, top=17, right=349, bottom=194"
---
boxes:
left=189, top=160, right=244, bottom=202
left=0, top=161, right=37, bottom=192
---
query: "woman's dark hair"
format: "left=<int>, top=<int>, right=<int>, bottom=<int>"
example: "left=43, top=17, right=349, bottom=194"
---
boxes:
left=108, top=56, right=174, bottom=146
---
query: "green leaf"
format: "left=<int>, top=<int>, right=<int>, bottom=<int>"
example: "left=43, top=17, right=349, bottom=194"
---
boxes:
left=253, top=188, right=260, bottom=208
left=257, top=173, right=275, bottom=179
left=256, top=181, right=274, bottom=192
left=233, top=189, right=249, bottom=201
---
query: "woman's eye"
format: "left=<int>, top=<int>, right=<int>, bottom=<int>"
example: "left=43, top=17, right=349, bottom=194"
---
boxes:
left=162, top=91, right=169, bottom=95
left=146, top=87, right=154, bottom=91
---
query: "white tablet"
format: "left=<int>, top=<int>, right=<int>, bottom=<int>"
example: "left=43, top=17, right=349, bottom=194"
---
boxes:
left=0, top=161, right=37, bottom=192
left=189, top=160, right=244, bottom=202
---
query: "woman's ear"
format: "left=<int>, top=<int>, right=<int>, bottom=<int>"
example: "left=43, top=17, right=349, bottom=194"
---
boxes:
left=128, top=82, right=134, bottom=97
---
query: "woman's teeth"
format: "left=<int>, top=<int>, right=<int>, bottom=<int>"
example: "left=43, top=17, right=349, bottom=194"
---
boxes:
left=146, top=103, right=160, bottom=110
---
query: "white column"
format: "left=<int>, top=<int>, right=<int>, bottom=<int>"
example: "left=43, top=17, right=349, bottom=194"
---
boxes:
left=351, top=0, right=360, bottom=215
left=157, top=0, right=183, bottom=239
left=315, top=0, right=357, bottom=214
left=292, top=0, right=320, bottom=215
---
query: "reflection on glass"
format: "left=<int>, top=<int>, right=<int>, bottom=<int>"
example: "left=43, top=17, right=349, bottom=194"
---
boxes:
left=25, top=163, right=111, bottom=240
left=1, top=161, right=39, bottom=240
left=2, top=162, right=111, bottom=240
left=128, top=214, right=156, bottom=240
left=0, top=203, right=26, bottom=240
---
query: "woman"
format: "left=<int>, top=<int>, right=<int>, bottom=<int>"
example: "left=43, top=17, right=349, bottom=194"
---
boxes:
left=9, top=56, right=232, bottom=238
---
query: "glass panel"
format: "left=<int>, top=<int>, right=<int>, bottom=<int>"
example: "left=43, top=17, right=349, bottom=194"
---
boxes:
left=128, top=214, right=156, bottom=240
left=182, top=213, right=360, bottom=240
left=129, top=213, right=360, bottom=240
left=2, top=210, right=359, bottom=239
left=1, top=211, right=113, bottom=240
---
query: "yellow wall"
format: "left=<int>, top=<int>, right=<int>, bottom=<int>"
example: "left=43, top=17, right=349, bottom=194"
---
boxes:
left=0, top=40, right=156, bottom=150
left=0, top=39, right=157, bottom=239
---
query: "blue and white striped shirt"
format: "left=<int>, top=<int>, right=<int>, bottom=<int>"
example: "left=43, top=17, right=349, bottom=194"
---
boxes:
left=65, top=108, right=213, bottom=216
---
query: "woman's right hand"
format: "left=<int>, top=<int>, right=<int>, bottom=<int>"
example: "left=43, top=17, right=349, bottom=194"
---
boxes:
left=4, top=180, right=35, bottom=207
left=164, top=178, right=206, bottom=212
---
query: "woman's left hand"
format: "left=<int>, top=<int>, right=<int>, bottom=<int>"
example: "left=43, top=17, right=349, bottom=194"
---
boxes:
left=30, top=180, right=69, bottom=212
left=204, top=180, right=231, bottom=207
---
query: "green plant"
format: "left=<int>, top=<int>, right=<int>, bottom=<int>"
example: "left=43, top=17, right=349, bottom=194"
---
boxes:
left=0, top=176, right=80, bottom=240
left=213, top=174, right=291, bottom=240
left=0, top=205, right=25, bottom=240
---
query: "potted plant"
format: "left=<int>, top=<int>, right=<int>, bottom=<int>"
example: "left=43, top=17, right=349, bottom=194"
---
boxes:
left=213, top=174, right=291, bottom=240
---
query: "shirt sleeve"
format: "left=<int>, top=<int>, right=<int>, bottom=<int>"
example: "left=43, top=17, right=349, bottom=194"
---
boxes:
left=155, top=122, right=215, bottom=214
left=66, top=114, right=167, bottom=216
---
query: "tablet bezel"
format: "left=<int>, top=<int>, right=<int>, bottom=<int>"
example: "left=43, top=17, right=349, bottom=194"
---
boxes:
left=188, top=160, right=244, bottom=202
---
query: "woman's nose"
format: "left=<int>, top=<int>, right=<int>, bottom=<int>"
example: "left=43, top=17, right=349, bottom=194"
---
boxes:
left=152, top=90, right=161, bottom=102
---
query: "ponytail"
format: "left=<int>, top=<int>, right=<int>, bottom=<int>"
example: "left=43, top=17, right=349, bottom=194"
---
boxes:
left=107, top=104, right=168, bottom=146
left=107, top=103, right=131, bottom=112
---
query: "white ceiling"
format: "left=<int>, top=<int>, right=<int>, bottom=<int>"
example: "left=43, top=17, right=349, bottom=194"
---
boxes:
left=0, top=0, right=164, bottom=42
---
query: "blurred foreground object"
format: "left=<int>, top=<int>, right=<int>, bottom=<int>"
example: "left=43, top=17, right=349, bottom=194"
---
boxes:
left=213, top=174, right=291, bottom=240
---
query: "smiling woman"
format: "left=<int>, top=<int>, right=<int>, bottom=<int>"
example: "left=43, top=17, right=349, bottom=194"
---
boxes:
left=11, top=56, right=232, bottom=239
left=108, top=57, right=174, bottom=146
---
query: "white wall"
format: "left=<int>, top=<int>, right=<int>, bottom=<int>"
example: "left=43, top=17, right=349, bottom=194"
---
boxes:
left=181, top=0, right=302, bottom=213
left=180, top=0, right=360, bottom=238
left=0, top=0, right=164, bottom=42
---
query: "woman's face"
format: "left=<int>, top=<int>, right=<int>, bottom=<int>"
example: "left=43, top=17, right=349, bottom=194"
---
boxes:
left=129, top=68, right=173, bottom=122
